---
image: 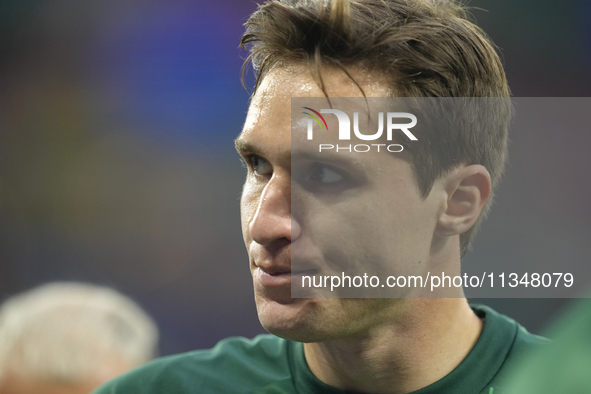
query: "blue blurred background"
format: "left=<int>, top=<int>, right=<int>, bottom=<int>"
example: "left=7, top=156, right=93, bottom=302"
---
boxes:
left=1, top=0, right=590, bottom=356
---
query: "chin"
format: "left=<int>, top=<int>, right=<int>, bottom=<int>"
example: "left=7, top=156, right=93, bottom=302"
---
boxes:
left=255, top=295, right=344, bottom=343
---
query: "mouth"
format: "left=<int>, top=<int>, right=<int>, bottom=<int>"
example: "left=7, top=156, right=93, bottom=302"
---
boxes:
left=255, top=267, right=318, bottom=287
left=260, top=266, right=290, bottom=276
left=255, top=267, right=290, bottom=287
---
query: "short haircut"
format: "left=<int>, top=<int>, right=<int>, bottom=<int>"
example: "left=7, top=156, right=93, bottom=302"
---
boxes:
left=241, top=0, right=512, bottom=255
left=0, top=282, right=158, bottom=384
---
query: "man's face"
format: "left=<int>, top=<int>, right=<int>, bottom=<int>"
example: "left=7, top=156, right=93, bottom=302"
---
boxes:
left=236, top=64, right=444, bottom=342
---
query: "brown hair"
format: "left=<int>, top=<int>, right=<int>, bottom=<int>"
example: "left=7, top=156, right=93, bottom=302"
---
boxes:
left=240, top=0, right=512, bottom=256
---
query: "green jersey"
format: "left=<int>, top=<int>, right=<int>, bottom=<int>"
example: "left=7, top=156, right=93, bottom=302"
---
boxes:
left=502, top=297, right=591, bottom=394
left=93, top=305, right=547, bottom=394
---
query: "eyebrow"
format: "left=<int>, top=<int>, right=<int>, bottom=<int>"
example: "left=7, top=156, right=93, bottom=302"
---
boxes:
left=234, top=137, right=255, bottom=155
left=235, top=135, right=293, bottom=166
left=291, top=149, right=365, bottom=168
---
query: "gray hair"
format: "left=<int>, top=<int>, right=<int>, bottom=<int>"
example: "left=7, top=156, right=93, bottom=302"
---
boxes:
left=0, top=282, right=158, bottom=383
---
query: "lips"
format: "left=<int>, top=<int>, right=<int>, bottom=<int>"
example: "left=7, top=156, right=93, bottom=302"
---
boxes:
left=255, top=265, right=322, bottom=287
left=259, top=266, right=290, bottom=275
left=250, top=242, right=320, bottom=288
left=255, top=266, right=291, bottom=287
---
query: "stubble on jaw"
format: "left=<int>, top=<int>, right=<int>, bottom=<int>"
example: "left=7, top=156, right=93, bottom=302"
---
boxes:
left=256, top=293, right=409, bottom=343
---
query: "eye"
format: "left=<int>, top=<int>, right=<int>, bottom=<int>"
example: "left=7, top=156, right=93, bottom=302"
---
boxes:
left=292, top=161, right=357, bottom=195
left=309, top=165, right=344, bottom=184
left=251, top=155, right=273, bottom=176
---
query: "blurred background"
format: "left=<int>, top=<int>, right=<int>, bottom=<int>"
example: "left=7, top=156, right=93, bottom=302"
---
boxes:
left=1, top=0, right=590, bottom=356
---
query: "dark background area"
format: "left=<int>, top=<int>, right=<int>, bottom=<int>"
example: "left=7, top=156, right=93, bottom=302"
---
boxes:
left=1, top=0, right=590, bottom=356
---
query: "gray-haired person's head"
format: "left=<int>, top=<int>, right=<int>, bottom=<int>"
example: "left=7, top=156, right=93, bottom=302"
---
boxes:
left=0, top=282, right=158, bottom=391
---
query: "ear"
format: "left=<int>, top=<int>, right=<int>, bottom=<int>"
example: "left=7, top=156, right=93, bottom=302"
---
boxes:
left=435, top=165, right=492, bottom=237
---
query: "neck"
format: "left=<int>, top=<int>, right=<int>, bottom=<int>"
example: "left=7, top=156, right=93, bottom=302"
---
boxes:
left=304, top=298, right=482, bottom=393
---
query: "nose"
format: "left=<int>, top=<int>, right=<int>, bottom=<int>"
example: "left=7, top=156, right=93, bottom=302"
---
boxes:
left=249, top=174, right=301, bottom=246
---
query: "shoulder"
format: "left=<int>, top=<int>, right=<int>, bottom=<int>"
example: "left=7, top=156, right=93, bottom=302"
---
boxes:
left=472, top=304, right=549, bottom=349
left=501, top=297, right=591, bottom=394
left=470, top=304, right=549, bottom=393
left=92, top=334, right=296, bottom=394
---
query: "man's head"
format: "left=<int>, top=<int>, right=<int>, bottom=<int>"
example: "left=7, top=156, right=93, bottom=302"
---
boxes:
left=241, top=0, right=512, bottom=255
left=0, top=282, right=158, bottom=394
left=237, top=0, right=511, bottom=341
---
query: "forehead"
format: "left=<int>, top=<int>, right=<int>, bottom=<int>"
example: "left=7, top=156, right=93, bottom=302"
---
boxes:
left=261, top=62, right=393, bottom=97
left=237, top=64, right=393, bottom=150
